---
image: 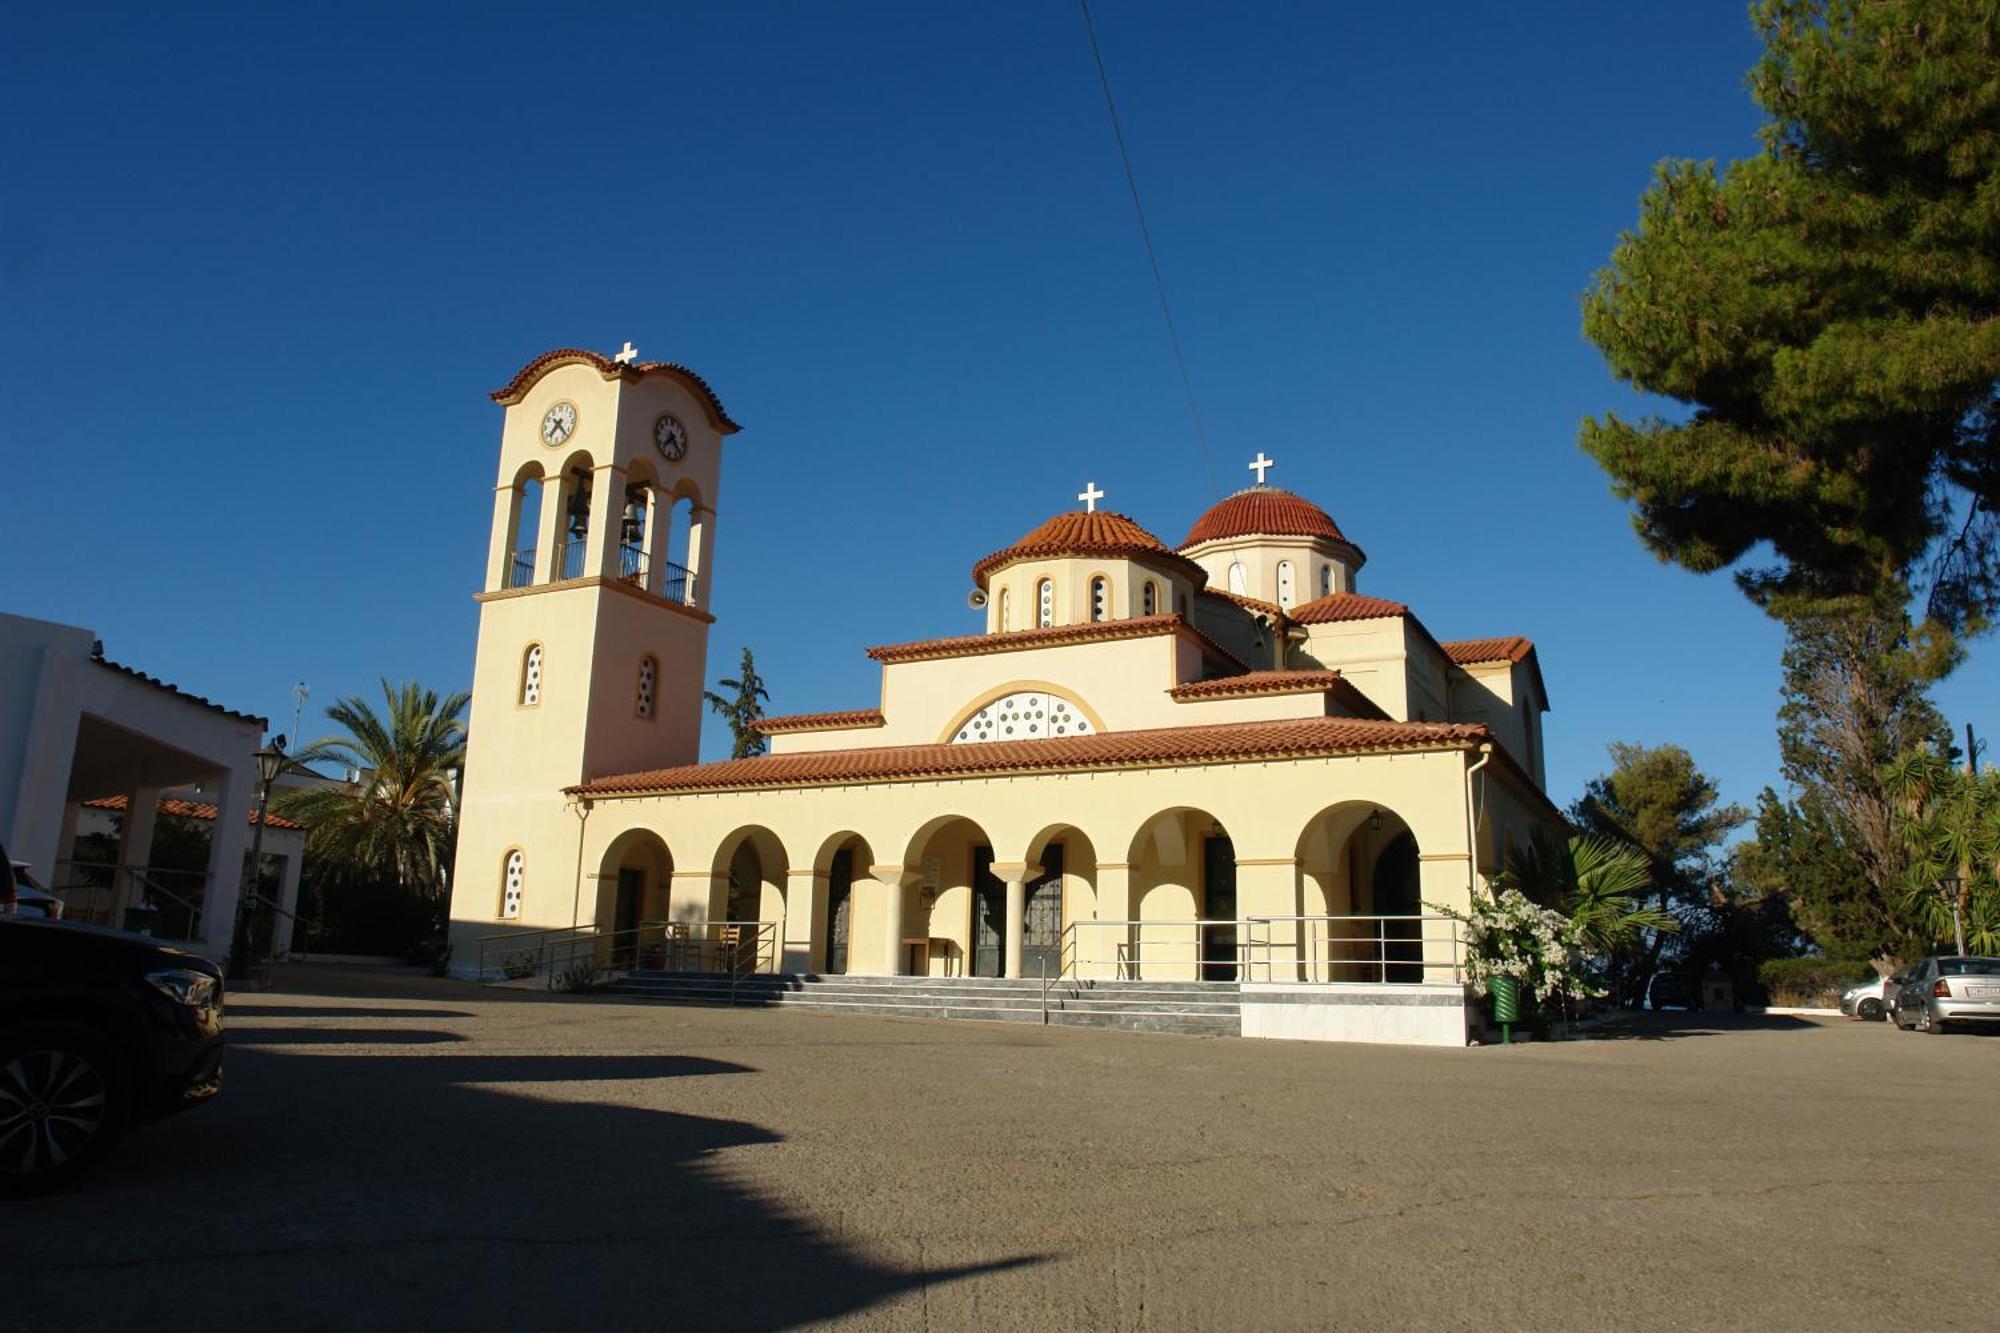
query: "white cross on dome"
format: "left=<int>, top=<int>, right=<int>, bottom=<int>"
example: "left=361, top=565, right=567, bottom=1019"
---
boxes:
left=1249, top=452, right=1275, bottom=485
left=1078, top=481, right=1105, bottom=513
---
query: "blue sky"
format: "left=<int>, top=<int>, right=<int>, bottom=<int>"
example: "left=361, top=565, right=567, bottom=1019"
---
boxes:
left=3, top=3, right=1991, bottom=819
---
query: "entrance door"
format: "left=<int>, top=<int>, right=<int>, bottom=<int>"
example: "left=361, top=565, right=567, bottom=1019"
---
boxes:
left=613, top=867, right=643, bottom=967
left=971, top=846, right=1006, bottom=977
left=1373, top=832, right=1422, bottom=982
left=1201, top=834, right=1237, bottom=981
left=825, top=849, right=853, bottom=975
left=1021, top=844, right=1065, bottom=979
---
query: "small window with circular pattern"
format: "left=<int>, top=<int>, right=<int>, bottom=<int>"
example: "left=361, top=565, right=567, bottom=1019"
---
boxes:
left=952, top=691, right=1092, bottom=743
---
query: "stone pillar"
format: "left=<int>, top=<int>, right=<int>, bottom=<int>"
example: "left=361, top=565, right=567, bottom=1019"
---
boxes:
left=535, top=468, right=569, bottom=583
left=785, top=869, right=824, bottom=973
left=1233, top=857, right=1301, bottom=984
left=588, top=462, right=624, bottom=580
left=1089, top=862, right=1133, bottom=981
left=117, top=785, right=164, bottom=924
left=203, top=768, right=254, bottom=959
left=1419, top=853, right=1475, bottom=985
left=486, top=481, right=520, bottom=592
left=644, top=485, right=668, bottom=597
left=687, top=507, right=715, bottom=607
left=990, top=862, right=1040, bottom=980
left=871, top=864, right=917, bottom=976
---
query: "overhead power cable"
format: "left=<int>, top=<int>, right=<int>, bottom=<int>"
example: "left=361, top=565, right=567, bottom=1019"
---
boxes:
left=1078, top=0, right=1220, bottom=497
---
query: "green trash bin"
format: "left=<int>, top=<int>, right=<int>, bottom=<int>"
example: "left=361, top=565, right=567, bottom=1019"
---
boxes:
left=1489, top=975, right=1521, bottom=1044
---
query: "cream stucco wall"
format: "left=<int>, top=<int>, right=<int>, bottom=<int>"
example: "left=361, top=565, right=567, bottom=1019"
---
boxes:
left=981, top=554, right=1198, bottom=634
left=1183, top=533, right=1358, bottom=610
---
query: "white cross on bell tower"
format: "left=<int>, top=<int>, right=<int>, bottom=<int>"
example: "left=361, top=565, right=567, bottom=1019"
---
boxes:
left=1248, top=452, right=1275, bottom=486
left=613, top=340, right=639, bottom=365
left=1077, top=481, right=1105, bottom=513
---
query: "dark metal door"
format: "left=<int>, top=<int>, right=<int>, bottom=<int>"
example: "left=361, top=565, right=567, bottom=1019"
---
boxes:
left=1022, top=844, right=1065, bottom=978
left=1372, top=832, right=1422, bottom=982
left=826, top=849, right=853, bottom=975
left=1201, top=835, right=1237, bottom=981
left=972, top=846, right=1005, bottom=977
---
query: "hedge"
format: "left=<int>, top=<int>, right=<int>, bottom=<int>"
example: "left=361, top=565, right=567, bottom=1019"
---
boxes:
left=1755, top=957, right=1876, bottom=1008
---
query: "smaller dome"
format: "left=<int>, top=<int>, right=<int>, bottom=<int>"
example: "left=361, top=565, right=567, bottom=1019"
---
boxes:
left=1181, top=487, right=1355, bottom=551
left=972, top=510, right=1205, bottom=589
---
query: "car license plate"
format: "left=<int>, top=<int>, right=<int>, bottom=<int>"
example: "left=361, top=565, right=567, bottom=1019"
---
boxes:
left=1968, top=984, right=2000, bottom=998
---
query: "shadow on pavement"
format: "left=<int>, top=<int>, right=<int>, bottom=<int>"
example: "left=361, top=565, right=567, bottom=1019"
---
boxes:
left=16, top=1031, right=1042, bottom=1332
left=1585, top=1011, right=1822, bottom=1041
left=225, top=1005, right=479, bottom=1020
left=228, top=1025, right=473, bottom=1046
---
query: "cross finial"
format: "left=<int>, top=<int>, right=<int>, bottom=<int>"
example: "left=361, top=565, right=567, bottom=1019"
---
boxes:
left=1078, top=481, right=1105, bottom=513
left=1249, top=451, right=1275, bottom=486
left=613, top=340, right=639, bottom=365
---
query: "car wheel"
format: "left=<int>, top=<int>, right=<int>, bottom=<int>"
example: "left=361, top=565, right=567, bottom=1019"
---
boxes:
left=0, top=1023, right=132, bottom=1196
left=1858, top=998, right=1884, bottom=1021
left=1926, top=1013, right=1951, bottom=1036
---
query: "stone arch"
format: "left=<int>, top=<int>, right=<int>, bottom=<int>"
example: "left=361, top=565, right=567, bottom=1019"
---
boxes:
left=708, top=825, right=789, bottom=972
left=1022, top=823, right=1098, bottom=976
left=898, top=814, right=997, bottom=978
left=595, top=827, right=673, bottom=966
left=1126, top=806, right=1237, bottom=981
left=1293, top=801, right=1423, bottom=982
left=809, top=830, right=874, bottom=976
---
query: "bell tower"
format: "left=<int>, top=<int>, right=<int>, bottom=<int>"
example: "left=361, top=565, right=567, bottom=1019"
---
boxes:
left=450, top=345, right=740, bottom=938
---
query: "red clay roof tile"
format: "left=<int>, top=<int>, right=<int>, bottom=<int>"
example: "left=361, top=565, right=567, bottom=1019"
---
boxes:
left=1288, top=592, right=1409, bottom=624
left=83, top=794, right=304, bottom=831
left=753, top=708, right=886, bottom=735
left=489, top=347, right=741, bottom=433
left=1440, top=636, right=1534, bottom=665
left=1181, top=487, right=1359, bottom=553
left=971, top=510, right=1207, bottom=589
left=1167, top=670, right=1389, bottom=719
left=572, top=715, right=1492, bottom=796
left=866, top=614, right=1244, bottom=670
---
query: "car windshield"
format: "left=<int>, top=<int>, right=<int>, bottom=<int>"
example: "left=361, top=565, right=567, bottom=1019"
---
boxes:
left=1939, top=958, right=2000, bottom=977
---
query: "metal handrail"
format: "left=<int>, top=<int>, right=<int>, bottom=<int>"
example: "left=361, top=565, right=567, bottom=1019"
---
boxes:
left=52, top=859, right=207, bottom=939
left=617, top=542, right=648, bottom=583
left=473, top=919, right=780, bottom=987
left=1053, top=915, right=1463, bottom=986
left=506, top=546, right=536, bottom=588
left=472, top=922, right=601, bottom=982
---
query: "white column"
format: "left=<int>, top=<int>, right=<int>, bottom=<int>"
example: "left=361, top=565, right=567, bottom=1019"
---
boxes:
left=644, top=486, right=667, bottom=597
left=117, top=784, right=164, bottom=924
left=588, top=462, right=624, bottom=580
left=203, top=768, right=254, bottom=958
left=687, top=507, right=715, bottom=606
left=534, top=471, right=568, bottom=583
left=485, top=482, right=519, bottom=592
left=1090, top=863, right=1133, bottom=981
left=784, top=870, right=823, bottom=973
left=872, top=864, right=915, bottom=976
left=991, top=861, right=1040, bottom=980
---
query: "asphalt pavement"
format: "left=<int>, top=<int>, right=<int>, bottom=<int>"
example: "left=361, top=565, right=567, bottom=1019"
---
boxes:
left=13, top=965, right=1998, bottom=1332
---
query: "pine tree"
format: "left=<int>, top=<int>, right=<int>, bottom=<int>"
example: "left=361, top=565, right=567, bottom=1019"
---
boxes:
left=704, top=648, right=771, bottom=759
left=1581, top=0, right=2000, bottom=629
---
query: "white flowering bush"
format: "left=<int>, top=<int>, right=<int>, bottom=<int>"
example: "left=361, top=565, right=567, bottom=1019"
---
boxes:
left=1429, top=887, right=1601, bottom=1005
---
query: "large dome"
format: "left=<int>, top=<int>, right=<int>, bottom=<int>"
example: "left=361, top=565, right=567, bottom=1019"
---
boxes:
left=972, top=510, right=1204, bottom=589
left=1181, top=487, right=1353, bottom=550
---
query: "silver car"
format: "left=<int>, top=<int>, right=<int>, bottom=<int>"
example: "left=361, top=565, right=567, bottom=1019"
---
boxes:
left=1840, top=972, right=1904, bottom=1021
left=1891, top=955, right=2000, bottom=1034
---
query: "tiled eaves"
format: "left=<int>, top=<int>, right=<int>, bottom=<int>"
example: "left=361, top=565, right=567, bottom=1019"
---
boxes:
left=488, top=347, right=741, bottom=433
left=1166, top=670, right=1391, bottom=721
left=970, top=510, right=1208, bottom=590
left=753, top=708, right=887, bottom=735
left=866, top=614, right=1246, bottom=672
left=82, top=794, right=303, bottom=830
left=570, top=715, right=1495, bottom=797
left=1441, top=636, right=1550, bottom=710
left=91, top=657, right=266, bottom=727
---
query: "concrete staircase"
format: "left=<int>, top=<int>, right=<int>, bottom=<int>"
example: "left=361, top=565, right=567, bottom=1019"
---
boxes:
left=603, top=971, right=1242, bottom=1037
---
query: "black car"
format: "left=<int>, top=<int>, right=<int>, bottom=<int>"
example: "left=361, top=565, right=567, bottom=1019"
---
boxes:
left=0, top=914, right=225, bottom=1193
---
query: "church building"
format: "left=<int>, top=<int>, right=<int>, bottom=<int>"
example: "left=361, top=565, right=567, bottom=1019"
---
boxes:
left=447, top=347, right=1563, bottom=1045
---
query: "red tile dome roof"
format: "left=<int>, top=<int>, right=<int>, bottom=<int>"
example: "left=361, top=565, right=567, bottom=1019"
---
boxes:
left=972, top=510, right=1207, bottom=589
left=1180, top=487, right=1356, bottom=551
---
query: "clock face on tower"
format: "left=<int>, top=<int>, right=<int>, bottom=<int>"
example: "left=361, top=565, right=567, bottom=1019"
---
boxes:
left=653, top=412, right=687, bottom=461
left=541, top=401, right=578, bottom=447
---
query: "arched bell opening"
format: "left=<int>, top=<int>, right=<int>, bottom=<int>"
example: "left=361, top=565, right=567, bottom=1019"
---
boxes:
left=500, top=460, right=545, bottom=589
left=553, top=450, right=596, bottom=580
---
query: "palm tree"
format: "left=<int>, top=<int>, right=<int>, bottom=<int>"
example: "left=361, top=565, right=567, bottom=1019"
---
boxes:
left=1496, top=831, right=1674, bottom=956
left=274, top=680, right=469, bottom=898
left=1882, top=747, right=2000, bottom=954
left=704, top=648, right=771, bottom=759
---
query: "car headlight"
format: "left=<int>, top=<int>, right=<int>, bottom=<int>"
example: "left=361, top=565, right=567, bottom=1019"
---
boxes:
left=147, top=968, right=220, bottom=1010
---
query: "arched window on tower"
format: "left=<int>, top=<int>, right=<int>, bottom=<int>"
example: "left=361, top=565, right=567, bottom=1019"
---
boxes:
left=501, top=849, right=524, bottom=919
left=636, top=655, right=657, bottom=719
left=559, top=467, right=593, bottom=580
left=1090, top=576, right=1109, bottom=622
left=1277, top=561, right=1296, bottom=610
left=1228, top=562, right=1247, bottom=595
left=1320, top=564, right=1332, bottom=598
left=662, top=494, right=697, bottom=605
left=505, top=467, right=543, bottom=588
left=1142, top=581, right=1158, bottom=616
left=998, top=587, right=1011, bottom=631
left=521, top=644, right=543, bottom=707
left=1037, top=578, right=1054, bottom=628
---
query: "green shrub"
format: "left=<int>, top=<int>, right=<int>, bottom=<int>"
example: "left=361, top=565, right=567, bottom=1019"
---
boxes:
left=1755, top=957, right=1874, bottom=1008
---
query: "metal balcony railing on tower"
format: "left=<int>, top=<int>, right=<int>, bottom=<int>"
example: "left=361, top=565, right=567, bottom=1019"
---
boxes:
left=560, top=537, right=587, bottom=580
left=662, top=560, right=693, bottom=605
left=618, top=542, right=648, bottom=585
left=506, top=547, right=536, bottom=588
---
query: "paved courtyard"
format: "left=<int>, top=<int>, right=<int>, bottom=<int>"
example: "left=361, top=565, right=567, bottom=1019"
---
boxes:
left=15, top=965, right=1998, bottom=1332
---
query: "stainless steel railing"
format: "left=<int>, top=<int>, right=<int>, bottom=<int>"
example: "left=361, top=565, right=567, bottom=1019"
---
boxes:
left=470, top=919, right=780, bottom=987
left=51, top=859, right=207, bottom=940
left=1051, top=914, right=1462, bottom=986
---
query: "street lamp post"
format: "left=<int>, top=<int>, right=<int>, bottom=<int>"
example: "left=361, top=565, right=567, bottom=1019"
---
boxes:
left=1938, top=873, right=1966, bottom=957
left=228, top=735, right=286, bottom=982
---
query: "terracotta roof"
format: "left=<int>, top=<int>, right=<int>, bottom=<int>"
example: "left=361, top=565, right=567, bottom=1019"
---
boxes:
left=571, top=715, right=1493, bottom=796
left=1288, top=592, right=1410, bottom=624
left=489, top=348, right=741, bottom=433
left=971, top=510, right=1207, bottom=589
left=1181, top=487, right=1361, bottom=555
left=1441, top=636, right=1534, bottom=666
left=90, top=656, right=266, bottom=727
left=83, top=794, right=304, bottom=831
left=1199, top=587, right=1288, bottom=622
left=753, top=708, right=886, bottom=735
left=1168, top=669, right=1390, bottom=719
left=867, top=614, right=1245, bottom=672
left=1441, top=636, right=1550, bottom=710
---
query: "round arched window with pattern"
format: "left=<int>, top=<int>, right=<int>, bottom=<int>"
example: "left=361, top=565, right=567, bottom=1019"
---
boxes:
left=952, top=690, right=1092, bottom=743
